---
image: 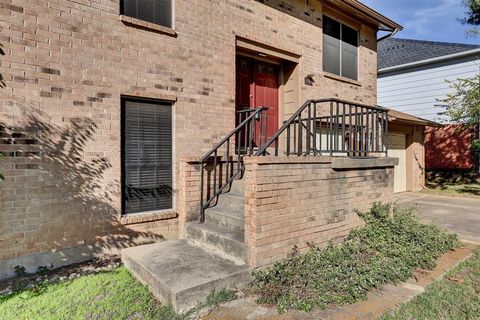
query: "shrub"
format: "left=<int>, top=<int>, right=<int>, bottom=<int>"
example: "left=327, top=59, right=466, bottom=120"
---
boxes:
left=247, top=203, right=461, bottom=312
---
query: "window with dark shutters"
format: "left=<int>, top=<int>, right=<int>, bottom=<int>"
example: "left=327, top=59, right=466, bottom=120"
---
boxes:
left=120, top=0, right=173, bottom=28
left=122, top=98, right=173, bottom=215
left=323, top=16, right=359, bottom=80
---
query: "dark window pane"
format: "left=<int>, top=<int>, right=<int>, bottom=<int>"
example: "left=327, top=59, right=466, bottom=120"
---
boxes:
left=323, top=16, right=341, bottom=76
left=342, top=24, right=358, bottom=47
left=323, top=16, right=340, bottom=40
left=121, top=0, right=172, bottom=28
left=341, top=25, right=358, bottom=80
left=155, top=0, right=172, bottom=28
left=324, top=34, right=341, bottom=75
left=138, top=0, right=155, bottom=24
left=123, top=99, right=173, bottom=214
left=121, top=0, right=137, bottom=18
left=341, top=44, right=358, bottom=80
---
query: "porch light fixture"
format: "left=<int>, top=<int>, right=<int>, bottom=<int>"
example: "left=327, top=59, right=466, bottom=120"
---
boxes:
left=305, top=74, right=315, bottom=86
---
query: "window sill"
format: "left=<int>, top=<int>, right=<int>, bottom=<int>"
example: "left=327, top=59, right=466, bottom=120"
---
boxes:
left=121, top=210, right=178, bottom=225
left=119, top=15, right=177, bottom=37
left=323, top=72, right=361, bottom=86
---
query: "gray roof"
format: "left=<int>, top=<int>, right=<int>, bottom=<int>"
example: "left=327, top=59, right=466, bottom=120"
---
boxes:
left=378, top=38, right=480, bottom=70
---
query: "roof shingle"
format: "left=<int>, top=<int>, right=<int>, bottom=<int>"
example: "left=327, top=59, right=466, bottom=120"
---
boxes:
left=378, top=38, right=480, bottom=70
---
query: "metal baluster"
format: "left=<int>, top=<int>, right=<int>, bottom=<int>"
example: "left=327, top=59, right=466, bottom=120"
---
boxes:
left=286, top=125, right=291, bottom=156
left=258, top=112, right=262, bottom=150
left=329, top=101, right=333, bottom=156
left=335, top=102, right=339, bottom=152
left=342, top=103, right=346, bottom=152
left=248, top=116, right=254, bottom=155
left=313, top=102, right=317, bottom=155
left=298, top=114, right=302, bottom=155
left=264, top=111, right=268, bottom=148
left=375, top=110, right=379, bottom=152
left=384, top=111, right=389, bottom=155
left=200, top=161, right=205, bottom=222
left=349, top=104, right=353, bottom=155
left=355, top=106, right=359, bottom=156
left=293, top=119, right=297, bottom=154
left=360, top=107, right=364, bottom=156
left=226, top=138, right=230, bottom=183
left=366, top=109, right=370, bottom=156
left=307, top=103, right=312, bottom=155
left=213, top=150, right=217, bottom=200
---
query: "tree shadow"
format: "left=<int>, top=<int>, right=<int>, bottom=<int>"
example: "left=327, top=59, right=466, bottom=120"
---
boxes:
left=0, top=106, right=167, bottom=267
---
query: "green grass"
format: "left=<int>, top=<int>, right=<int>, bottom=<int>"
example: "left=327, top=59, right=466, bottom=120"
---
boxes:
left=0, top=267, right=237, bottom=320
left=246, top=203, right=461, bottom=312
left=423, top=181, right=480, bottom=198
left=0, top=267, right=181, bottom=320
left=381, top=249, right=480, bottom=320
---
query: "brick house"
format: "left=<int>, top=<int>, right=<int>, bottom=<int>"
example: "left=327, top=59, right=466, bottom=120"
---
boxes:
left=1, top=0, right=406, bottom=310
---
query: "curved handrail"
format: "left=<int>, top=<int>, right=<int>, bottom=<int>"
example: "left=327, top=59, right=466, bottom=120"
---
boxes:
left=200, top=107, right=268, bottom=162
left=199, top=107, right=268, bottom=222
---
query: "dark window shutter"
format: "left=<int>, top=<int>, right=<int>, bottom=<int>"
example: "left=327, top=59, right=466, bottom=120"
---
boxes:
left=122, top=98, right=173, bottom=214
left=121, top=0, right=172, bottom=28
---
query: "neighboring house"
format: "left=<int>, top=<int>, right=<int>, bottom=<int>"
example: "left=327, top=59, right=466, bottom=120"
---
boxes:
left=0, top=0, right=418, bottom=310
left=378, top=38, right=480, bottom=172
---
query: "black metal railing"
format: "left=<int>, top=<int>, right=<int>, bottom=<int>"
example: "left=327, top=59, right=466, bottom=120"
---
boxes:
left=199, top=107, right=268, bottom=222
left=198, top=98, right=389, bottom=222
left=255, top=98, right=389, bottom=157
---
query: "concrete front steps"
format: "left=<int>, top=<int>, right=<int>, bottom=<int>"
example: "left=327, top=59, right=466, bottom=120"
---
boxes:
left=122, top=179, right=249, bottom=312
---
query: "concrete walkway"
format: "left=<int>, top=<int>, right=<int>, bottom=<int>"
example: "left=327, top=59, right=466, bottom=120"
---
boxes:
left=395, top=192, right=480, bottom=244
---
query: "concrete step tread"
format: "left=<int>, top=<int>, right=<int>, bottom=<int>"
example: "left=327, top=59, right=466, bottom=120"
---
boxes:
left=122, top=240, right=251, bottom=312
left=206, top=208, right=244, bottom=220
left=186, top=222, right=244, bottom=243
left=218, top=193, right=244, bottom=200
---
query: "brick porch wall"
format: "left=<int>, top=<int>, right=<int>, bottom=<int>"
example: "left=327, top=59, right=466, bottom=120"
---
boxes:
left=243, top=156, right=396, bottom=268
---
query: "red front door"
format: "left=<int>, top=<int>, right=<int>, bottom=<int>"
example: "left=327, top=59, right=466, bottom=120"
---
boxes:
left=236, top=56, right=279, bottom=145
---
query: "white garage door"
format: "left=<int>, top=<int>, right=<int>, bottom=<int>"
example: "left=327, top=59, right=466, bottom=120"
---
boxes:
left=388, top=133, right=407, bottom=193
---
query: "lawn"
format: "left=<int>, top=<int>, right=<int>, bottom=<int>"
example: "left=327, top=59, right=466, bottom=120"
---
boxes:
left=0, top=267, right=181, bottom=320
left=381, top=248, right=480, bottom=320
left=424, top=171, right=480, bottom=198
left=423, top=181, right=480, bottom=198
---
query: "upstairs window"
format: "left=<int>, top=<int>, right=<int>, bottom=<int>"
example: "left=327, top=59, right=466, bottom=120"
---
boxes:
left=121, top=0, right=173, bottom=28
left=323, top=16, right=359, bottom=80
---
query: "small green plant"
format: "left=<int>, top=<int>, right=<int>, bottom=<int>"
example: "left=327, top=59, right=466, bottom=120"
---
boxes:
left=247, top=203, right=460, bottom=312
left=36, top=266, right=51, bottom=275
left=184, top=288, right=237, bottom=318
left=13, top=265, right=26, bottom=277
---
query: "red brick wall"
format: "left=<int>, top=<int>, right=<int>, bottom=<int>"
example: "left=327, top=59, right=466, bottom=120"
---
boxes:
left=425, top=125, right=475, bottom=170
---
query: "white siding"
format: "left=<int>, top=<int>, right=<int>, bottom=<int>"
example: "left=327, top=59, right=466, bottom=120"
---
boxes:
left=378, top=55, right=480, bottom=122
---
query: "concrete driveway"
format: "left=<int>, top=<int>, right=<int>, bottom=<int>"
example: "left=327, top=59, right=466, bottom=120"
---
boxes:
left=396, top=192, right=480, bottom=244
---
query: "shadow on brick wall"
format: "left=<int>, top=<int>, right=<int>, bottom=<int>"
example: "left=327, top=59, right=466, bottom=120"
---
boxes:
left=0, top=107, right=164, bottom=262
